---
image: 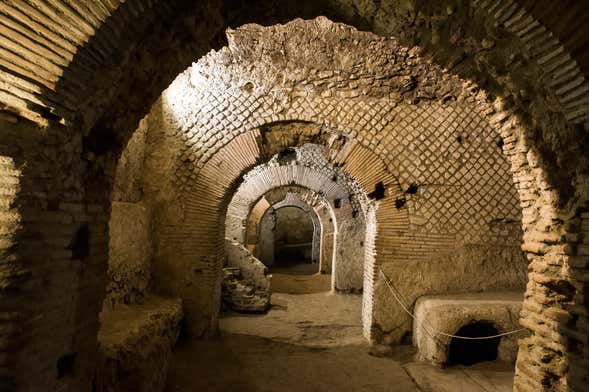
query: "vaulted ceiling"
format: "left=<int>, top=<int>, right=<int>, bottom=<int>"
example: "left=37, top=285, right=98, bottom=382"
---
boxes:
left=1, top=0, right=588, bottom=127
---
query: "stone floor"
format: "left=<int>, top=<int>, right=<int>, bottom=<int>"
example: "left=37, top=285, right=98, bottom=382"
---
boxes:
left=166, top=284, right=516, bottom=391
left=269, top=260, right=320, bottom=275
left=270, top=272, right=331, bottom=294
left=269, top=260, right=331, bottom=294
left=220, top=292, right=365, bottom=347
left=165, top=333, right=419, bottom=392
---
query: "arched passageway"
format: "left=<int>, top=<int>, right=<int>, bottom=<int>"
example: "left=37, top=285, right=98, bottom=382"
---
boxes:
left=261, top=204, right=316, bottom=267
left=0, top=3, right=588, bottom=391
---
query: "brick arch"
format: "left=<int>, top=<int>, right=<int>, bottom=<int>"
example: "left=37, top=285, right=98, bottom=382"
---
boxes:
left=243, top=186, right=339, bottom=277
left=157, top=23, right=587, bottom=390
left=164, top=125, right=406, bottom=339
left=227, top=171, right=346, bottom=245
left=2, top=0, right=585, bottom=209
left=250, top=190, right=328, bottom=272
left=162, top=25, right=529, bottom=345
left=485, top=102, right=588, bottom=390
left=225, top=165, right=364, bottom=293
left=1, top=1, right=588, bottom=132
left=0, top=2, right=587, bottom=390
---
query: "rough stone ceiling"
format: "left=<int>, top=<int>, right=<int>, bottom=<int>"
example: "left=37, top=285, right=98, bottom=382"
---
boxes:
left=163, top=18, right=492, bottom=196
left=1, top=0, right=589, bottom=129
left=159, top=19, right=520, bottom=245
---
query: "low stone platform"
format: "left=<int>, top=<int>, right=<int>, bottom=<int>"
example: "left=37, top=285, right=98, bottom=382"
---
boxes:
left=98, top=295, right=183, bottom=392
left=413, top=291, right=525, bottom=365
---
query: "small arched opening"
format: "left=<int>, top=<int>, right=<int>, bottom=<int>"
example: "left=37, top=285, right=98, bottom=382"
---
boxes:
left=271, top=206, right=318, bottom=275
left=447, top=321, right=501, bottom=366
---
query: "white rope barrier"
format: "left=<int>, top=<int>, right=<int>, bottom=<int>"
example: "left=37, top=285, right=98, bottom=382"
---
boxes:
left=378, top=269, right=527, bottom=340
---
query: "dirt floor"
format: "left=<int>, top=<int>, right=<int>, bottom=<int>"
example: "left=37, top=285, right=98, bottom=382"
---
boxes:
left=220, top=292, right=364, bottom=347
left=166, top=333, right=420, bottom=392
left=269, top=261, right=320, bottom=275
left=269, top=273, right=331, bottom=294
left=165, top=273, right=515, bottom=391
left=269, top=260, right=331, bottom=294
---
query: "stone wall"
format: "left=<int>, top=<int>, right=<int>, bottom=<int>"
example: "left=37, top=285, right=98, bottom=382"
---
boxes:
left=335, top=218, right=365, bottom=293
left=258, top=209, right=275, bottom=266
left=106, top=202, right=152, bottom=306
left=318, top=205, right=336, bottom=274
left=375, top=244, right=528, bottom=343
left=274, top=206, right=314, bottom=261
left=225, top=239, right=270, bottom=290
left=145, top=19, right=526, bottom=343
left=111, top=119, right=148, bottom=203
left=0, top=115, right=108, bottom=391
left=106, top=118, right=153, bottom=306
left=1, top=3, right=588, bottom=390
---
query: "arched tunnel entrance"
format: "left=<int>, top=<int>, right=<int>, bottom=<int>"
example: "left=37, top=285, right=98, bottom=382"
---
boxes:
left=271, top=206, right=316, bottom=271
left=448, top=321, right=501, bottom=366
left=2, top=1, right=588, bottom=390
left=73, top=18, right=533, bottom=391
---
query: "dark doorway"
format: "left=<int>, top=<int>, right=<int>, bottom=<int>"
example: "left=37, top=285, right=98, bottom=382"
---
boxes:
left=273, top=206, right=316, bottom=275
left=447, top=321, right=500, bottom=366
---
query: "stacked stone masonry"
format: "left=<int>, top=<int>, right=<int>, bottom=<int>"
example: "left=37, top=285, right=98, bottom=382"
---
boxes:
left=224, top=158, right=366, bottom=293
left=0, top=1, right=587, bottom=391
left=266, top=193, right=323, bottom=265
left=152, top=20, right=527, bottom=345
left=221, top=267, right=271, bottom=313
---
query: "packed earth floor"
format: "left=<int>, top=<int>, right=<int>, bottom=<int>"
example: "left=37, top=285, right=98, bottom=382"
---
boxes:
left=165, top=274, right=515, bottom=391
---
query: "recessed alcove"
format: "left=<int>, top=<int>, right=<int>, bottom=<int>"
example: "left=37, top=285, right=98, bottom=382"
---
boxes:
left=447, top=321, right=501, bottom=366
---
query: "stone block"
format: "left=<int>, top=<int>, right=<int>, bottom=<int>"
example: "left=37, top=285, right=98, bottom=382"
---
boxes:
left=98, top=296, right=183, bottom=392
left=413, top=291, right=526, bottom=365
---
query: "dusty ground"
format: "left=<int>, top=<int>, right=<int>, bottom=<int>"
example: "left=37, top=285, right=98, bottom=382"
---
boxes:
left=269, top=261, right=331, bottom=294
left=166, top=333, right=420, bottom=392
left=165, top=276, right=515, bottom=391
left=270, top=262, right=331, bottom=294
left=220, top=292, right=364, bottom=347
left=269, top=261, right=320, bottom=275
left=270, top=273, right=331, bottom=294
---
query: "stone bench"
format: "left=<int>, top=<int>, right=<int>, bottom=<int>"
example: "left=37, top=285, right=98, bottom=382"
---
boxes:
left=98, top=295, right=183, bottom=392
left=413, top=291, right=525, bottom=366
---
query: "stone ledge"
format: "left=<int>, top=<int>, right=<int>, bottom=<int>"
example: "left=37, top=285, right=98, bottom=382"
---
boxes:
left=98, top=295, right=183, bottom=392
left=413, top=291, right=526, bottom=366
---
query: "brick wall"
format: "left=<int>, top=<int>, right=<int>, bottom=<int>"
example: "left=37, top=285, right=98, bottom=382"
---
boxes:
left=259, top=193, right=322, bottom=264
left=144, top=20, right=526, bottom=344
left=0, top=115, right=109, bottom=391
left=0, top=4, right=587, bottom=390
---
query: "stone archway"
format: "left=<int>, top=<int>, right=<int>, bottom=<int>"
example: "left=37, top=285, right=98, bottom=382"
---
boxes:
left=0, top=3, right=587, bottom=390
left=246, top=191, right=326, bottom=270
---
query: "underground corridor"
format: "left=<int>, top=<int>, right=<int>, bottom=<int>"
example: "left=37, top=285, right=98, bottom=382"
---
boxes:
left=1, top=2, right=589, bottom=392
